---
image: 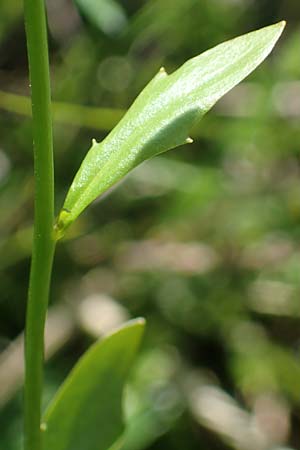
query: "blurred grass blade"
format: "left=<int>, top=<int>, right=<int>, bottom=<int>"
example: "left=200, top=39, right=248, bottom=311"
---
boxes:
left=0, top=90, right=124, bottom=131
left=42, top=319, right=145, bottom=450
left=56, top=21, right=285, bottom=238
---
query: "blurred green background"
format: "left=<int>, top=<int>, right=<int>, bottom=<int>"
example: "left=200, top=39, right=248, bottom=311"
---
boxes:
left=1, top=1, right=300, bottom=449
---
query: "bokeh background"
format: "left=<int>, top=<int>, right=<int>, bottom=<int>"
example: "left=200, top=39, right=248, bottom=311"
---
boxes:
left=1, top=1, right=300, bottom=449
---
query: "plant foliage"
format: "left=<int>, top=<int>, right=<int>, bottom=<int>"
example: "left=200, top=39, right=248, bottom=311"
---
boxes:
left=42, top=320, right=145, bottom=450
left=55, top=21, right=285, bottom=238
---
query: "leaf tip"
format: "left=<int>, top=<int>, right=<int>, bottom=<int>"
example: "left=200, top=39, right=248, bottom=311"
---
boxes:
left=279, top=20, right=287, bottom=29
left=159, top=66, right=167, bottom=75
left=273, top=20, right=286, bottom=38
left=133, top=317, right=146, bottom=327
left=92, top=138, right=98, bottom=146
left=270, top=20, right=286, bottom=39
left=54, top=208, right=71, bottom=241
left=119, top=317, right=146, bottom=341
left=122, top=317, right=146, bottom=332
left=108, top=318, right=146, bottom=342
left=185, top=137, right=194, bottom=144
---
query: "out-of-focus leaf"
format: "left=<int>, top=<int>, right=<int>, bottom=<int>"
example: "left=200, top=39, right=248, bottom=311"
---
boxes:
left=0, top=89, right=125, bottom=131
left=42, top=319, right=145, bottom=450
left=55, top=21, right=285, bottom=238
left=0, top=0, right=23, bottom=42
left=74, top=0, right=127, bottom=35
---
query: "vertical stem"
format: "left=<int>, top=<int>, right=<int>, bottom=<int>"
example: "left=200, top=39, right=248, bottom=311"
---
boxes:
left=23, top=1, right=55, bottom=450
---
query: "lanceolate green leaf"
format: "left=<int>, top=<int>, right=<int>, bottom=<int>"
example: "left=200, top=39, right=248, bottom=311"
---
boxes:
left=55, top=21, right=285, bottom=238
left=42, top=319, right=145, bottom=450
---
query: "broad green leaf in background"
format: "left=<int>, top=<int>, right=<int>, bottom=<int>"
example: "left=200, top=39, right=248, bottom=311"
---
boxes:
left=55, top=21, right=285, bottom=238
left=42, top=319, right=145, bottom=450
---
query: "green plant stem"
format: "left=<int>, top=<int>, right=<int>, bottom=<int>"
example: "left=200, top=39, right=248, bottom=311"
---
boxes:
left=23, top=1, right=55, bottom=450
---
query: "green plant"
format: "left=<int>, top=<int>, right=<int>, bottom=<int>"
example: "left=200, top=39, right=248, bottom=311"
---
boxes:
left=22, top=1, right=285, bottom=449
